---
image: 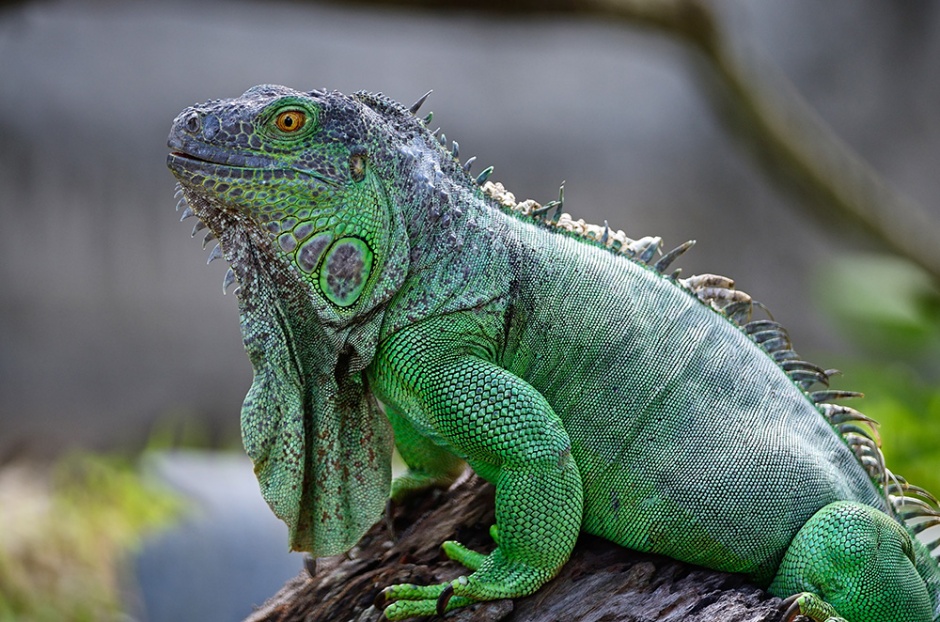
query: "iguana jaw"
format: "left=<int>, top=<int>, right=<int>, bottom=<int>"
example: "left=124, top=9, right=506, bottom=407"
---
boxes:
left=167, top=145, right=330, bottom=313
left=166, top=144, right=341, bottom=186
left=171, top=182, right=260, bottom=301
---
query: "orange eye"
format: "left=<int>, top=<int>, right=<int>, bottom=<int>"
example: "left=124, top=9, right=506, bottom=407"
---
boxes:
left=275, top=110, right=306, bottom=132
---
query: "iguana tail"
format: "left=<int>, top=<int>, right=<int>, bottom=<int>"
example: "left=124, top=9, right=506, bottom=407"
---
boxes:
left=886, top=476, right=940, bottom=621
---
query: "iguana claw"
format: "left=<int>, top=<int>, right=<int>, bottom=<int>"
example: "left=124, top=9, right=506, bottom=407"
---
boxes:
left=384, top=498, right=397, bottom=541
left=436, top=584, right=454, bottom=615
left=374, top=587, right=390, bottom=610
left=780, top=594, right=802, bottom=622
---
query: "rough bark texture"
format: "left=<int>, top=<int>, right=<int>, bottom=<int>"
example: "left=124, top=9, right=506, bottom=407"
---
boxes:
left=245, top=475, right=785, bottom=621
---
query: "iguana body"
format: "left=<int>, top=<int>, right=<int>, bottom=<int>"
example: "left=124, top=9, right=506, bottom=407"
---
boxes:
left=167, top=85, right=940, bottom=621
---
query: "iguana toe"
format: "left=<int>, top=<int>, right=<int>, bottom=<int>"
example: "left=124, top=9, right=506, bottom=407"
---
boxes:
left=389, top=470, right=460, bottom=503
left=441, top=539, right=487, bottom=571
left=380, top=581, right=475, bottom=620
left=781, top=593, right=847, bottom=622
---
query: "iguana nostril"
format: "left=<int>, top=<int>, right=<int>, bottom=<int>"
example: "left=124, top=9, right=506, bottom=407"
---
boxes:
left=184, top=111, right=200, bottom=134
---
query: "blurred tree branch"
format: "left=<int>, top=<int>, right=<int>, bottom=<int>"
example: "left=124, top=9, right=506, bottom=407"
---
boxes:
left=338, top=0, right=940, bottom=286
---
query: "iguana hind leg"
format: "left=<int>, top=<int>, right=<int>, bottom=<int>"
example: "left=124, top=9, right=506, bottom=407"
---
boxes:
left=770, top=501, right=932, bottom=622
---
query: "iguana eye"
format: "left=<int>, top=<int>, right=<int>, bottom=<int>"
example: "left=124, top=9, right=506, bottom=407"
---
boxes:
left=275, top=110, right=306, bottom=132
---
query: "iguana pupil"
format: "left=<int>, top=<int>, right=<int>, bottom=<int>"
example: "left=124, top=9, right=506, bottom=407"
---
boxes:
left=276, top=110, right=305, bottom=132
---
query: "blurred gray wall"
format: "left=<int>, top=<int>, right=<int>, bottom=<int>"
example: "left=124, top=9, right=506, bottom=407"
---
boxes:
left=1, top=0, right=938, bottom=456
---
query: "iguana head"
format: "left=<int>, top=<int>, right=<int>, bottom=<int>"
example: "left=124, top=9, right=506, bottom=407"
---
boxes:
left=167, top=84, right=415, bottom=320
left=165, top=85, right=430, bottom=556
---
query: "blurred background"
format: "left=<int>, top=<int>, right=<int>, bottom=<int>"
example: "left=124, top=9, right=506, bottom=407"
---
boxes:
left=1, top=0, right=939, bottom=620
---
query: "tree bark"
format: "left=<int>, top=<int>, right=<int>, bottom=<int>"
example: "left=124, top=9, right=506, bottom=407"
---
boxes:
left=245, top=474, right=784, bottom=621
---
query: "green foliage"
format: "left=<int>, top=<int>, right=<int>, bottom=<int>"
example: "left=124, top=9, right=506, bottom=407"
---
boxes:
left=845, top=365, right=940, bottom=495
left=816, top=253, right=940, bottom=360
left=0, top=454, right=182, bottom=622
left=815, top=252, right=940, bottom=495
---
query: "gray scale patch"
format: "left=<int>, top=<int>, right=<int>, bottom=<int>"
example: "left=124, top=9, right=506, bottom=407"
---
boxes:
left=294, top=222, right=313, bottom=241
left=202, top=114, right=220, bottom=140
left=325, top=242, right=364, bottom=298
left=297, top=233, right=333, bottom=273
left=278, top=233, right=297, bottom=253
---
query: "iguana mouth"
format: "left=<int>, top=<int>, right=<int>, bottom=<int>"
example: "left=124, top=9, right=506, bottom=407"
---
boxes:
left=167, top=151, right=261, bottom=177
left=167, top=149, right=342, bottom=188
left=169, top=150, right=197, bottom=159
left=169, top=151, right=214, bottom=164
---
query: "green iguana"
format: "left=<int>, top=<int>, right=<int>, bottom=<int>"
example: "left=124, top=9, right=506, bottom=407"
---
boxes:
left=166, top=84, right=940, bottom=622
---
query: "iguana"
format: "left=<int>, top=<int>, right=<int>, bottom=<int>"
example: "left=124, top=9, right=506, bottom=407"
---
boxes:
left=166, top=84, right=940, bottom=622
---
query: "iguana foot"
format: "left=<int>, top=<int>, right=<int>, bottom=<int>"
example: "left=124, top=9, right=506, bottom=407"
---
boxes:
left=390, top=470, right=460, bottom=502
left=780, top=593, right=847, bottom=622
left=376, top=543, right=552, bottom=620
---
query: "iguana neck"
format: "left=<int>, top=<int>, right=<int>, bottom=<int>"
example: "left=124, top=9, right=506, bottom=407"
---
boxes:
left=379, top=136, right=512, bottom=336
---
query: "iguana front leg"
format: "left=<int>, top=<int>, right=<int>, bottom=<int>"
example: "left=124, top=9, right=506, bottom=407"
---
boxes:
left=370, top=316, right=584, bottom=620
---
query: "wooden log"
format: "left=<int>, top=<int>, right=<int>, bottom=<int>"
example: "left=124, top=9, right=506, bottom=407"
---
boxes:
left=245, top=474, right=784, bottom=621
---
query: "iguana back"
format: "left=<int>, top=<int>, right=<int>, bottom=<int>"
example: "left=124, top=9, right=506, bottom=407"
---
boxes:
left=488, top=221, right=886, bottom=582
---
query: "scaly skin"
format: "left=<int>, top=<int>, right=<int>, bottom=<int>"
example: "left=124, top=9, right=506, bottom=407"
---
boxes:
left=167, top=85, right=940, bottom=621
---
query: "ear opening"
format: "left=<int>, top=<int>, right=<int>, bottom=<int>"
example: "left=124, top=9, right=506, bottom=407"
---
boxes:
left=349, top=145, right=368, bottom=183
